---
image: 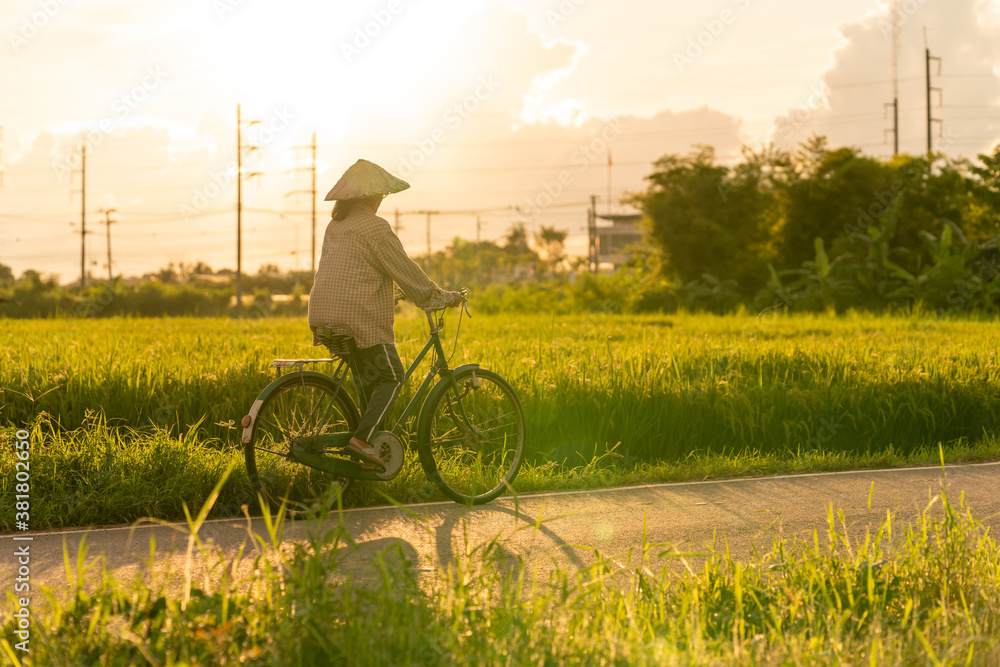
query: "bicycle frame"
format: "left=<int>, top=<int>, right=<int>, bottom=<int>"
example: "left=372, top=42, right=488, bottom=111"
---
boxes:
left=246, top=294, right=525, bottom=503
left=355, top=310, right=450, bottom=434
left=310, top=309, right=465, bottom=447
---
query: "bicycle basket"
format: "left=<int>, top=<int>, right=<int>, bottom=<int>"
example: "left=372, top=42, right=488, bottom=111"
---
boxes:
left=315, top=325, right=356, bottom=358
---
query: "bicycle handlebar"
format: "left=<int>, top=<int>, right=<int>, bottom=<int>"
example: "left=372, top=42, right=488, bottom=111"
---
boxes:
left=394, top=288, right=470, bottom=314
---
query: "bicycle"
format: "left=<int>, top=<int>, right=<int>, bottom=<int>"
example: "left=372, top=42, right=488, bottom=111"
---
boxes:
left=240, top=290, right=526, bottom=512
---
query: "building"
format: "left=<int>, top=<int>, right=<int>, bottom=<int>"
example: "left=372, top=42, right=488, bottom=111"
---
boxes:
left=589, top=213, right=645, bottom=269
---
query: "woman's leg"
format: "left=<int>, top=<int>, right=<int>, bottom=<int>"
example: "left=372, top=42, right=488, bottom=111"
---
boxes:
left=351, top=343, right=405, bottom=445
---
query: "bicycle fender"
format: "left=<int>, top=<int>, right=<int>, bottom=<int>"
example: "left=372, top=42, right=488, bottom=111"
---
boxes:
left=444, top=363, right=482, bottom=379
left=241, top=370, right=347, bottom=445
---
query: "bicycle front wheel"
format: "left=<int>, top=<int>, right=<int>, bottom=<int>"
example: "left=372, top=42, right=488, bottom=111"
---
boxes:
left=245, top=373, right=359, bottom=515
left=417, top=367, right=526, bottom=504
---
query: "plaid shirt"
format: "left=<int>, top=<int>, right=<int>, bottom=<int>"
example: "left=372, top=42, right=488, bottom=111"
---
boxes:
left=308, top=205, right=451, bottom=349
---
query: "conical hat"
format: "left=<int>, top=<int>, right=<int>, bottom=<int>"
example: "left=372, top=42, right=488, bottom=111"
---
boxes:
left=323, top=159, right=411, bottom=201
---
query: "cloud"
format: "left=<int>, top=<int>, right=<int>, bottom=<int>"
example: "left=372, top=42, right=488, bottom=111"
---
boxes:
left=771, top=0, right=1000, bottom=158
left=0, top=0, right=749, bottom=279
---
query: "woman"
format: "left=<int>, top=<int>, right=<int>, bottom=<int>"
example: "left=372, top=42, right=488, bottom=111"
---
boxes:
left=308, top=159, right=462, bottom=470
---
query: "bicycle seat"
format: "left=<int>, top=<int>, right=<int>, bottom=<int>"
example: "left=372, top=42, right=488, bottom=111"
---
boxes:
left=314, top=325, right=356, bottom=358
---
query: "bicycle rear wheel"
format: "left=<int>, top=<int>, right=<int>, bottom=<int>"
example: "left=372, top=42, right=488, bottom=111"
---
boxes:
left=245, top=374, right=359, bottom=515
left=417, top=367, right=525, bottom=504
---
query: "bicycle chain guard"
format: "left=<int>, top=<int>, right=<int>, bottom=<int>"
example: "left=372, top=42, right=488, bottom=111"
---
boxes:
left=288, top=432, right=403, bottom=481
left=371, top=431, right=404, bottom=481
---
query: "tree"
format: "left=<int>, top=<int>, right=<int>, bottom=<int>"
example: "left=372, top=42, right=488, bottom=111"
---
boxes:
left=504, top=223, right=530, bottom=254
left=965, top=144, right=1000, bottom=242
left=535, top=225, right=568, bottom=270
left=257, top=263, right=282, bottom=276
left=422, top=238, right=520, bottom=288
left=165, top=260, right=217, bottom=283
left=20, top=269, right=43, bottom=289
left=971, top=144, right=1000, bottom=202
left=779, top=143, right=895, bottom=270
left=157, top=262, right=178, bottom=284
left=631, top=145, right=783, bottom=294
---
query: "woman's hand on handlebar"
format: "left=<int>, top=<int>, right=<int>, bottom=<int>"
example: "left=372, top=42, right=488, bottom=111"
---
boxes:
left=401, top=287, right=468, bottom=311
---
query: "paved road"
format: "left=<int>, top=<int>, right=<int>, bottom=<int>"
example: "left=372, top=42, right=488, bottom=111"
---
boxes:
left=4, top=462, right=999, bottom=598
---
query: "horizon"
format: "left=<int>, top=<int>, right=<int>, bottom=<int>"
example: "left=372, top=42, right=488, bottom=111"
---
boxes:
left=2, top=0, right=999, bottom=282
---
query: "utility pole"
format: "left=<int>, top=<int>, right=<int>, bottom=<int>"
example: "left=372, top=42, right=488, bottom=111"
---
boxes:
left=416, top=210, right=440, bottom=259
left=884, top=0, right=900, bottom=155
left=310, top=133, right=316, bottom=274
left=287, top=132, right=318, bottom=273
left=606, top=150, right=612, bottom=215
left=476, top=215, right=482, bottom=244
left=588, top=195, right=598, bottom=274
left=883, top=99, right=899, bottom=156
left=426, top=211, right=432, bottom=257
left=236, top=103, right=262, bottom=310
left=925, top=42, right=942, bottom=156
left=237, top=104, right=243, bottom=307
left=71, top=143, right=87, bottom=289
left=393, top=208, right=401, bottom=235
left=99, top=207, right=116, bottom=283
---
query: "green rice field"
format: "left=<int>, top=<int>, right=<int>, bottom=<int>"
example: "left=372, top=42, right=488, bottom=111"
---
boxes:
left=2, top=310, right=1000, bottom=530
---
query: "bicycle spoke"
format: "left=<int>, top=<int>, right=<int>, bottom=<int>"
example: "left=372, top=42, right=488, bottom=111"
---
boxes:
left=253, top=445, right=290, bottom=457
left=309, top=373, right=346, bottom=430
left=258, top=416, right=288, bottom=436
left=300, top=388, right=321, bottom=435
left=245, top=376, right=357, bottom=516
left=432, top=411, right=517, bottom=442
left=450, top=416, right=518, bottom=440
left=423, top=370, right=525, bottom=503
left=467, top=409, right=517, bottom=430
left=431, top=427, right=516, bottom=449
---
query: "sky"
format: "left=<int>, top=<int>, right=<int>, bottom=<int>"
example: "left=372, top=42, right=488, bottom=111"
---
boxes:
left=1, top=0, right=999, bottom=282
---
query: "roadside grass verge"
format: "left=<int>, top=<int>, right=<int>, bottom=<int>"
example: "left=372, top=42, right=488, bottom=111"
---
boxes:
left=3, top=470, right=998, bottom=665
left=2, top=414, right=998, bottom=532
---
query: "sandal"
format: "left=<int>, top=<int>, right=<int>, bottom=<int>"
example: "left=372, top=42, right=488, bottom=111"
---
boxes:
left=343, top=441, right=386, bottom=472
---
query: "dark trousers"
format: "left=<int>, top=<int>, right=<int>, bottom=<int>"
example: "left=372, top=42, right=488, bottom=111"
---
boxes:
left=351, top=343, right=405, bottom=443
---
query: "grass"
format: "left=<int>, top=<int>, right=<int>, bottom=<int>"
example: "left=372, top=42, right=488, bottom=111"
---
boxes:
left=2, top=412, right=999, bottom=532
left=3, top=312, right=1000, bottom=463
left=2, top=311, right=1000, bottom=531
left=3, top=468, right=999, bottom=665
